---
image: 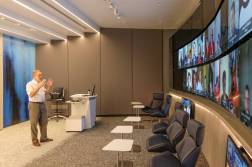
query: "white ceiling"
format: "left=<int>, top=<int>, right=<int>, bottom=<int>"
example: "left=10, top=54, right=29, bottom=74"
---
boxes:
left=0, top=0, right=200, bottom=44
left=70, top=0, right=200, bottom=29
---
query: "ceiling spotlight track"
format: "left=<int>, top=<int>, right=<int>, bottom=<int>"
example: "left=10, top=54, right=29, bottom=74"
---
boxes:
left=12, top=0, right=84, bottom=37
left=104, top=0, right=121, bottom=19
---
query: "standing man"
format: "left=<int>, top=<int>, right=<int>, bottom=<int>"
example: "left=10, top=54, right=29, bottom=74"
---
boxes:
left=26, top=70, right=53, bottom=146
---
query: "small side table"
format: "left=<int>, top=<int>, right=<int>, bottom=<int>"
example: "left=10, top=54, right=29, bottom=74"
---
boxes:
left=111, top=126, right=133, bottom=139
left=102, top=139, right=134, bottom=167
left=132, top=105, right=145, bottom=117
left=131, top=101, right=142, bottom=105
left=123, top=117, right=142, bottom=153
left=123, top=116, right=141, bottom=129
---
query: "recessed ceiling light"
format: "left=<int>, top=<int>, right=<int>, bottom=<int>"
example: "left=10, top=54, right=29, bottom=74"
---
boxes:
left=0, top=12, right=66, bottom=40
left=0, top=27, right=49, bottom=44
left=51, top=0, right=100, bottom=33
left=12, top=0, right=84, bottom=37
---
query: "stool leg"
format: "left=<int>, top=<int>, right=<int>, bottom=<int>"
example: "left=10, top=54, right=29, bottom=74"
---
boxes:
left=117, top=152, right=119, bottom=167
left=122, top=152, right=124, bottom=167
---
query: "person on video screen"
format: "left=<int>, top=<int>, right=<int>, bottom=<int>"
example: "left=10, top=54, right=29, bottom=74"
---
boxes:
left=214, top=75, right=220, bottom=102
left=192, top=70, right=197, bottom=91
left=230, top=0, right=237, bottom=36
left=229, top=54, right=240, bottom=117
left=205, top=34, right=209, bottom=60
left=239, top=0, right=252, bottom=31
left=221, top=70, right=229, bottom=108
left=196, top=70, right=203, bottom=93
left=208, top=29, right=215, bottom=59
left=187, top=72, right=192, bottom=90
left=245, top=85, right=250, bottom=114
left=198, top=44, right=203, bottom=64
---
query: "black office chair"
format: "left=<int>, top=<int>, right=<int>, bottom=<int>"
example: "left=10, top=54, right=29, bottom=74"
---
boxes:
left=48, top=87, right=66, bottom=121
left=150, top=119, right=205, bottom=167
left=149, top=95, right=172, bottom=121
left=143, top=92, right=164, bottom=114
left=146, top=111, right=189, bottom=153
left=152, top=102, right=183, bottom=134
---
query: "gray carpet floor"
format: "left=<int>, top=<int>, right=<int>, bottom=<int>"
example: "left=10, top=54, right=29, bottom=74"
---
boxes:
left=25, top=117, right=209, bottom=167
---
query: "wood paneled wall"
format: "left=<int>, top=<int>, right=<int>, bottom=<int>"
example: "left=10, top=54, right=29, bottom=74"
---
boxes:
left=36, top=28, right=164, bottom=115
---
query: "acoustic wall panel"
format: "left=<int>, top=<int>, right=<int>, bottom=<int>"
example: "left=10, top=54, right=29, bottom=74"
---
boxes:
left=36, top=28, right=164, bottom=116
left=36, top=41, right=68, bottom=96
left=68, top=34, right=101, bottom=114
left=3, top=35, right=35, bottom=127
left=100, top=29, right=132, bottom=115
left=132, top=30, right=163, bottom=105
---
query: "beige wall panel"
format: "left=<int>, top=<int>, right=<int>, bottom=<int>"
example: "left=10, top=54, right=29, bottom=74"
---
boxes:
left=36, top=41, right=68, bottom=96
left=68, top=34, right=101, bottom=114
left=163, top=30, right=175, bottom=93
left=202, top=0, right=216, bottom=27
left=0, top=34, right=3, bottom=130
left=100, top=29, right=132, bottom=115
left=191, top=5, right=203, bottom=29
left=132, top=30, right=163, bottom=105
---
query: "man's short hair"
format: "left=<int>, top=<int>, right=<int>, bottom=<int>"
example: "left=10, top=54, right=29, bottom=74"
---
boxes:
left=33, top=70, right=41, bottom=77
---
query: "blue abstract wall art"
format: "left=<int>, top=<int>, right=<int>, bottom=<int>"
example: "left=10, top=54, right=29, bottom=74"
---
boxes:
left=3, top=35, right=35, bottom=127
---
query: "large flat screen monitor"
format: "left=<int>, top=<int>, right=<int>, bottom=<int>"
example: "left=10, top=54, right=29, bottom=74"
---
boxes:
left=178, top=0, right=252, bottom=69
left=239, top=0, right=252, bottom=39
left=180, top=98, right=194, bottom=119
left=225, top=136, right=250, bottom=167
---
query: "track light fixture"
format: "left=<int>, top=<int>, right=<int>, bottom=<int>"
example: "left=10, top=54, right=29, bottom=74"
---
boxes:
left=104, top=0, right=121, bottom=19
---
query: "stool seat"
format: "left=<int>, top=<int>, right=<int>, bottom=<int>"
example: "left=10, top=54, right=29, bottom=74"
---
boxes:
left=123, top=116, right=141, bottom=122
left=131, top=101, right=143, bottom=105
left=133, top=104, right=145, bottom=109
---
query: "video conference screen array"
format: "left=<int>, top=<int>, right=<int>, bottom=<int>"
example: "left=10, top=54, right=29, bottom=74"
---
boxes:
left=183, top=38, right=252, bottom=128
left=178, top=0, right=252, bottom=69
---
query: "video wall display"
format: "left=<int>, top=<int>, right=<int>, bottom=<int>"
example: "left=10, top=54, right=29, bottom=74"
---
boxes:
left=3, top=35, right=35, bottom=127
left=183, top=38, right=252, bottom=129
left=178, top=0, right=252, bottom=69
